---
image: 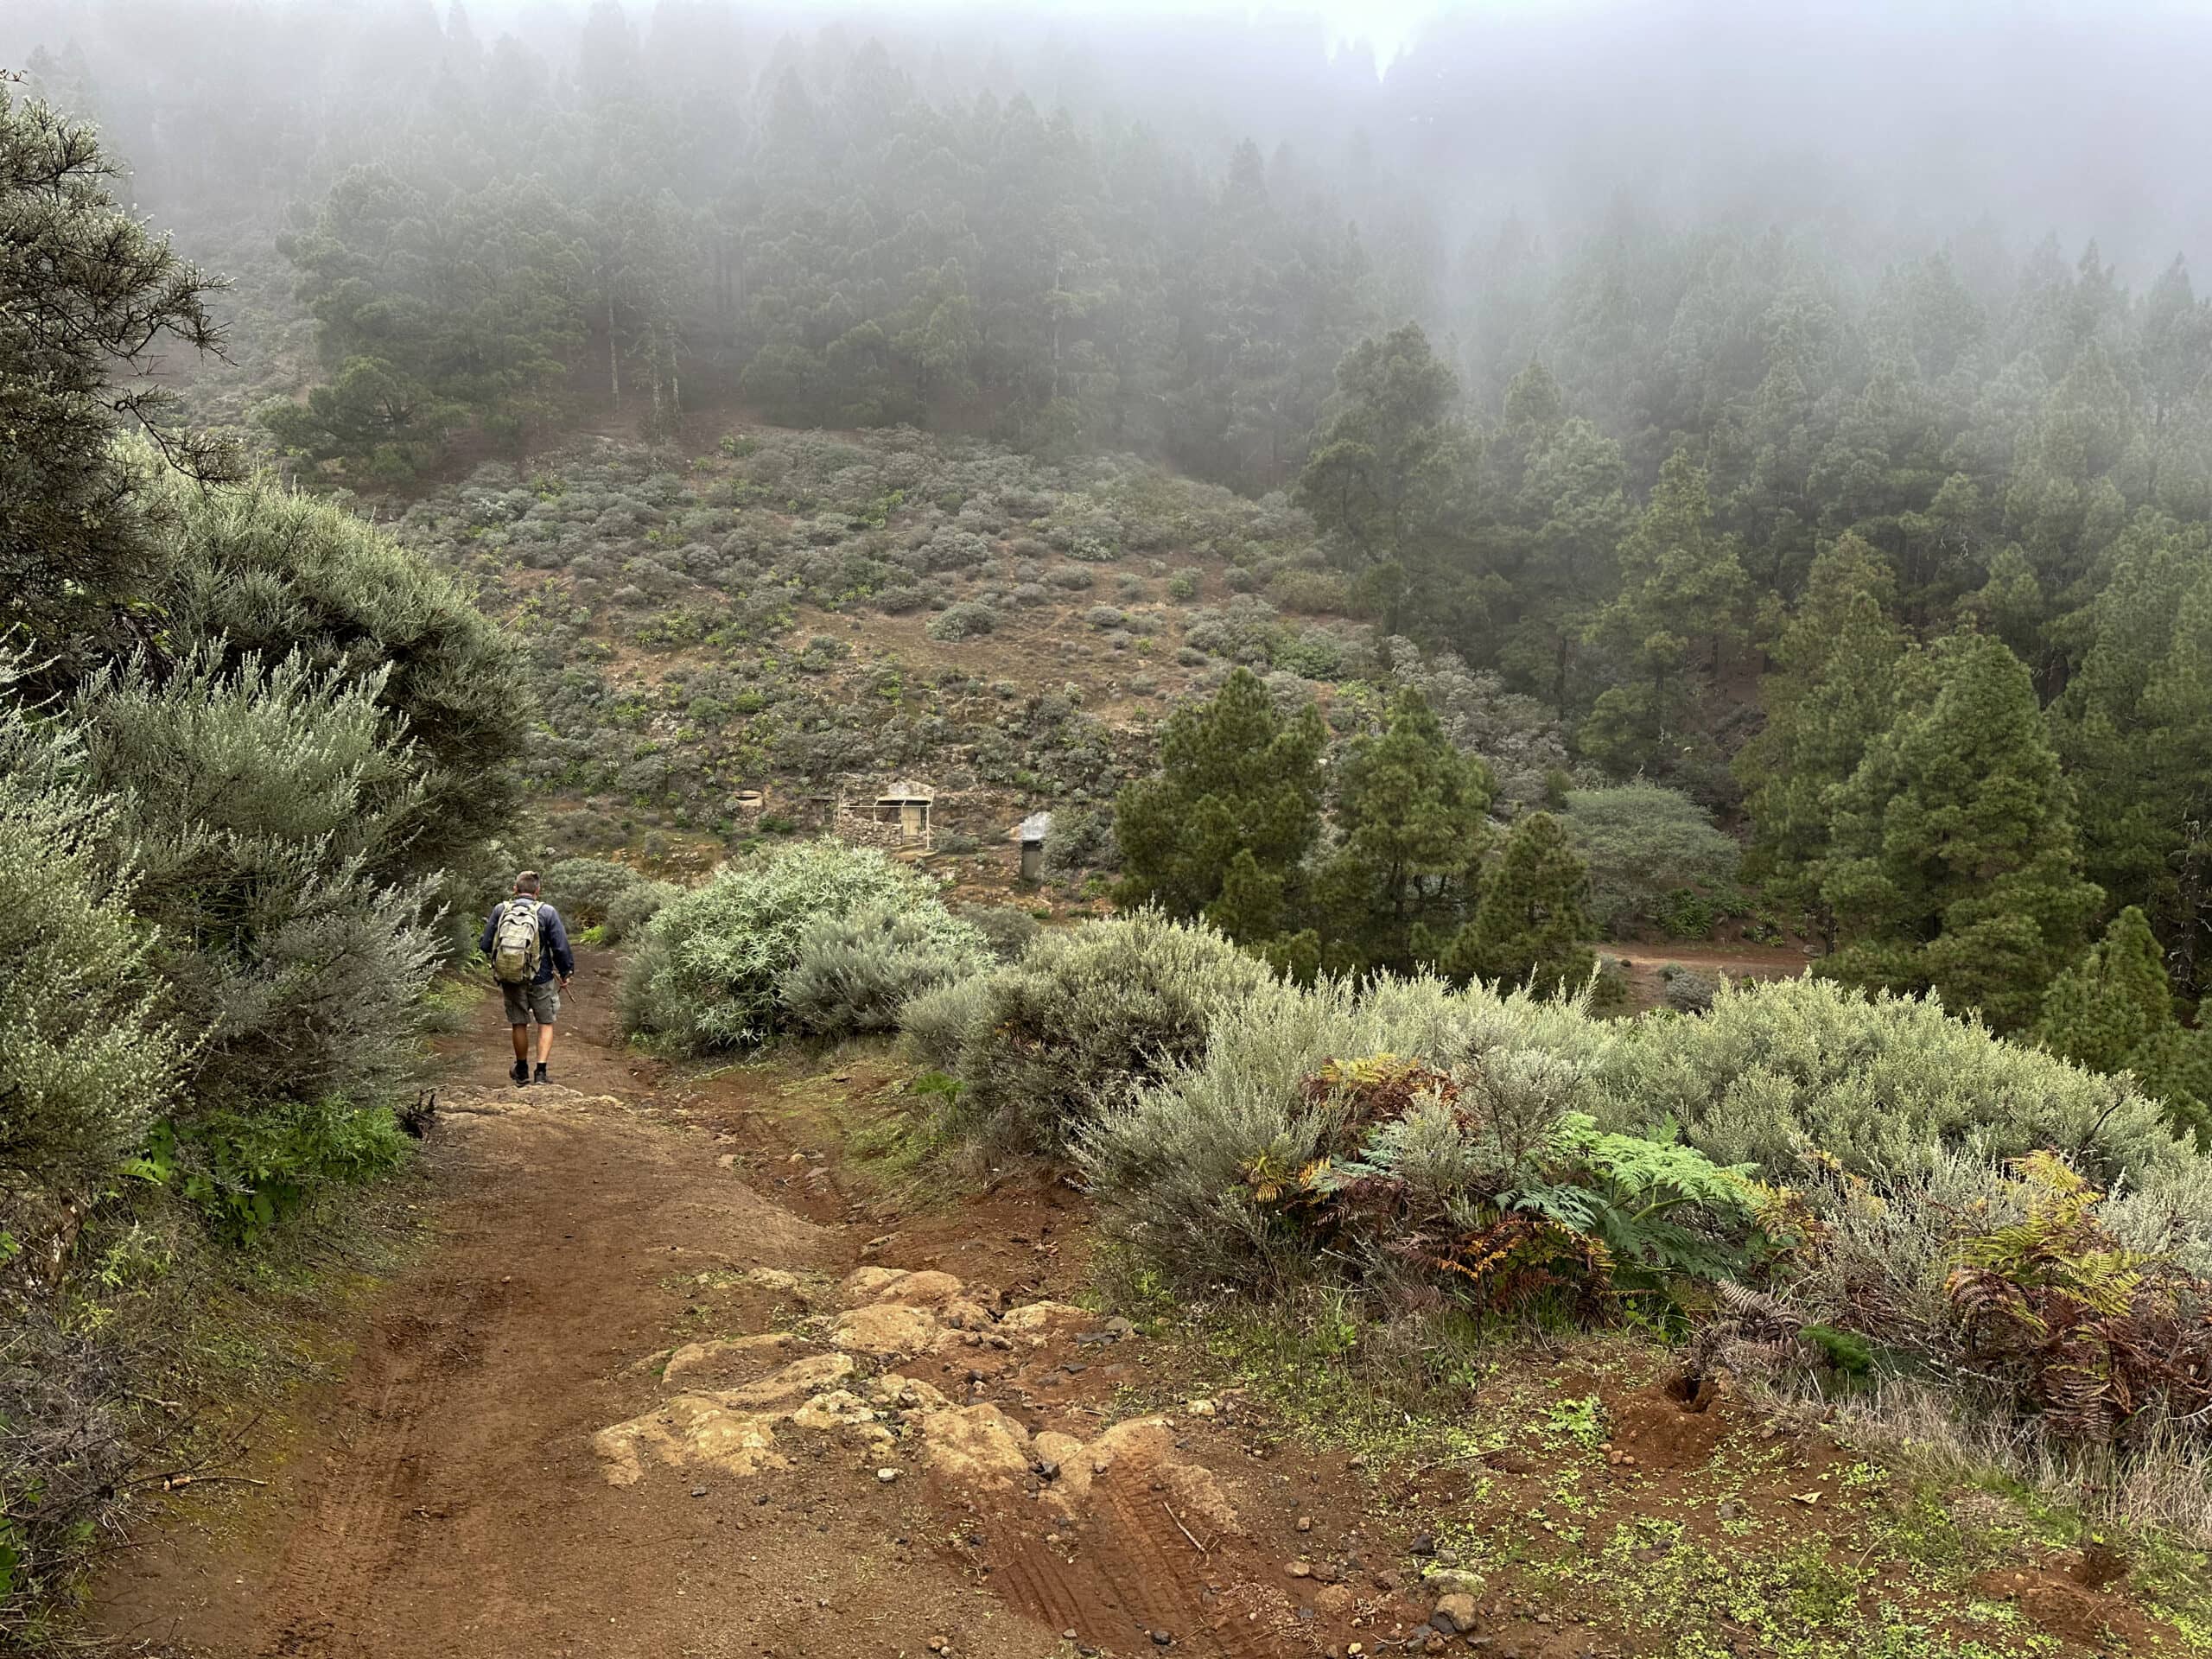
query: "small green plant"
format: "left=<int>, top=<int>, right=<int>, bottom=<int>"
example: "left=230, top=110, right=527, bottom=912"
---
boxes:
left=1543, top=1393, right=1606, bottom=1451
left=130, top=1101, right=410, bottom=1245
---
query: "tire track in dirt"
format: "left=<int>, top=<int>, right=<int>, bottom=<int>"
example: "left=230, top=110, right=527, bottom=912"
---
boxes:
left=257, top=1279, right=499, bottom=1656
left=994, top=1475, right=1292, bottom=1658
left=93, top=947, right=1385, bottom=1659
left=88, top=952, right=1070, bottom=1658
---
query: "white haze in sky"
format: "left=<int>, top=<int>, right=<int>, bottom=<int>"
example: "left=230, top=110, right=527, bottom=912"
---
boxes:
left=7, top=0, right=2207, bottom=272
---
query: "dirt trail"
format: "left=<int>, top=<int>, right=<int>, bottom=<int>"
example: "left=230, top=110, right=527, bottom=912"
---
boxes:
left=86, top=950, right=2171, bottom=1659
left=86, top=957, right=1349, bottom=1659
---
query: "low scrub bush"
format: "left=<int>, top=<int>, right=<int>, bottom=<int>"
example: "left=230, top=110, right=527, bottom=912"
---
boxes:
left=912, top=912, right=1268, bottom=1152
left=1078, top=963, right=2212, bottom=1482
left=899, top=974, right=997, bottom=1075
left=70, top=650, right=441, bottom=1118
left=622, top=840, right=955, bottom=1051
left=1658, top=963, right=1717, bottom=1013
left=954, top=902, right=1042, bottom=963
left=0, top=700, right=179, bottom=1252
left=1080, top=973, right=1627, bottom=1292
left=779, top=904, right=991, bottom=1040
left=543, top=856, right=646, bottom=925
left=542, top=856, right=676, bottom=944
left=1602, top=976, right=2190, bottom=1189
left=602, top=876, right=680, bottom=944
left=1243, top=1056, right=1763, bottom=1317
left=925, top=600, right=996, bottom=640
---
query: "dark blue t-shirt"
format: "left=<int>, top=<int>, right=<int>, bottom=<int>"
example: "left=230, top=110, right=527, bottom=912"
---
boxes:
left=480, top=900, right=575, bottom=985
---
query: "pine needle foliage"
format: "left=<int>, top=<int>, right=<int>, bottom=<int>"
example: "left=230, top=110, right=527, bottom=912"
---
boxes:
left=0, top=87, right=240, bottom=660
left=1114, top=666, right=1326, bottom=930
left=1446, top=810, right=1597, bottom=994
left=2037, top=906, right=2211, bottom=1142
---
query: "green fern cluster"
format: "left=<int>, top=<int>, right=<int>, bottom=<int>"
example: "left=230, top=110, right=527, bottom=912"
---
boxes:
left=1220, top=1054, right=1765, bottom=1314
left=1946, top=1151, right=2212, bottom=1443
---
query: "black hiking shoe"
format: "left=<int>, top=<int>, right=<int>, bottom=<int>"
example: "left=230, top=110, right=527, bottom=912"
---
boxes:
left=532, top=1063, right=549, bottom=1087
left=511, top=1058, right=529, bottom=1086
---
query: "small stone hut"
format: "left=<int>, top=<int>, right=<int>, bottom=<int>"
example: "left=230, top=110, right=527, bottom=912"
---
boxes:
left=837, top=778, right=936, bottom=849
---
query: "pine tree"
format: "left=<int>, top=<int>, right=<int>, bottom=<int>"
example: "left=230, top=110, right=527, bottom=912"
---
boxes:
left=1294, top=323, right=1483, bottom=633
left=1821, top=632, right=2102, bottom=1030
left=2052, top=521, right=2212, bottom=991
left=0, top=86, right=239, bottom=657
left=1580, top=448, right=1749, bottom=784
left=1496, top=416, right=1632, bottom=717
left=2036, top=906, right=2173, bottom=1074
left=2037, top=906, right=2209, bottom=1141
left=1444, top=811, right=1595, bottom=995
left=1737, top=533, right=1906, bottom=934
left=1115, top=667, right=1325, bottom=930
left=1307, top=688, right=1494, bottom=976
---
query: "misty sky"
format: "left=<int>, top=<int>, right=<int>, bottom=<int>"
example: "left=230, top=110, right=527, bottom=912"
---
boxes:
left=9, top=0, right=2207, bottom=275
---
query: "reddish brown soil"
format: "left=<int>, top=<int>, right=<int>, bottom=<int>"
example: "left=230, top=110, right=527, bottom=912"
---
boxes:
left=84, top=950, right=2182, bottom=1659
left=82, top=957, right=1421, bottom=1659
left=1605, top=940, right=1817, bottom=1014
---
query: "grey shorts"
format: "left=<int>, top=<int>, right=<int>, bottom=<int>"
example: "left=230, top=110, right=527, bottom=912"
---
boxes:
left=500, top=977, right=560, bottom=1027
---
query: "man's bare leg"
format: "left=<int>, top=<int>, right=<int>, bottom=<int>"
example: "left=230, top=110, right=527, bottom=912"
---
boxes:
left=536, top=1021, right=557, bottom=1065
left=512, top=1024, right=530, bottom=1066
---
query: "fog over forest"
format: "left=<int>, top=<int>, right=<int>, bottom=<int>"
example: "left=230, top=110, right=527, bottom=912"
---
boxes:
left=17, top=2, right=2212, bottom=1641
left=11, top=0, right=2209, bottom=271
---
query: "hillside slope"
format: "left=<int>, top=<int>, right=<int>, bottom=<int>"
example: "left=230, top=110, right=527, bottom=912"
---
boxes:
left=391, top=427, right=1575, bottom=887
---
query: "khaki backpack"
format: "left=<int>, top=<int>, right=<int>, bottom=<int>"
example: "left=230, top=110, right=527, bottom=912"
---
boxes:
left=490, top=896, right=542, bottom=984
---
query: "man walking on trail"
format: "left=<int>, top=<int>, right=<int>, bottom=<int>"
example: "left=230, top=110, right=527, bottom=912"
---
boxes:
left=481, top=870, right=574, bottom=1087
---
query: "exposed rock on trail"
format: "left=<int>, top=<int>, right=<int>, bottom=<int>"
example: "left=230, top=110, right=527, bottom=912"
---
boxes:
left=594, top=1265, right=1243, bottom=1558
left=84, top=951, right=1381, bottom=1659
left=86, top=946, right=2192, bottom=1659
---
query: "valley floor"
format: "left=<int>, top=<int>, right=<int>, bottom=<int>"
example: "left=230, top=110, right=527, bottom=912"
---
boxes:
left=84, top=953, right=2202, bottom=1659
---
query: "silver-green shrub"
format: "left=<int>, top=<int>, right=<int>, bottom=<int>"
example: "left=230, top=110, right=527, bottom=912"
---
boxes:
left=622, top=840, right=954, bottom=1051
left=925, top=913, right=1269, bottom=1152
left=899, top=973, right=997, bottom=1075
left=953, top=902, right=1041, bottom=963
left=146, top=456, right=530, bottom=899
left=69, top=649, right=438, bottom=1118
left=540, top=857, right=677, bottom=944
left=601, top=876, right=680, bottom=944
left=779, top=903, right=991, bottom=1040
left=1079, top=974, right=1618, bottom=1285
left=1603, top=975, right=2189, bottom=1187
left=0, top=691, right=179, bottom=1230
left=543, top=857, right=646, bottom=925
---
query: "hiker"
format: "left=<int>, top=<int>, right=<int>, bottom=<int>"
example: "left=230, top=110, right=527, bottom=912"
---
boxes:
left=480, top=870, right=574, bottom=1086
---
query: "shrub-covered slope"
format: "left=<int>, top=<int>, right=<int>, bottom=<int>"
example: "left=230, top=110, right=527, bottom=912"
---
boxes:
left=390, top=428, right=1573, bottom=872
